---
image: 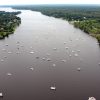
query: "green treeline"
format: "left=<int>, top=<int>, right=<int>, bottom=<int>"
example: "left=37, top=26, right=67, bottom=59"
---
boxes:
left=13, top=5, right=100, bottom=42
left=74, top=20, right=100, bottom=42
left=0, top=11, right=21, bottom=39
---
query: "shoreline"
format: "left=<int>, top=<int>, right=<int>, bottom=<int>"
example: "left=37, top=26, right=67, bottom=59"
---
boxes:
left=0, top=11, right=21, bottom=39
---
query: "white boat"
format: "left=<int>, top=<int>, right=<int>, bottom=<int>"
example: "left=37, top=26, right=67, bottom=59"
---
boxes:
left=50, top=86, right=56, bottom=90
left=0, top=93, right=3, bottom=97
left=88, top=97, right=96, bottom=100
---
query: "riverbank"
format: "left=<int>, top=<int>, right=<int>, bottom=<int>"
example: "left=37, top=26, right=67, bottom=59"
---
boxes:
left=39, top=9, right=100, bottom=43
left=0, top=8, right=100, bottom=100
left=12, top=5, right=100, bottom=43
left=73, top=20, right=100, bottom=43
left=0, top=11, right=21, bottom=39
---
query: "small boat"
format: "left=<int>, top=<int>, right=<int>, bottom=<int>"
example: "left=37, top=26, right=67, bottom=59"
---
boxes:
left=50, top=86, right=56, bottom=90
left=77, top=68, right=81, bottom=71
left=61, top=60, right=66, bottom=62
left=7, top=73, right=12, bottom=76
left=88, top=97, right=96, bottom=100
left=52, top=64, right=56, bottom=67
left=53, top=48, right=57, bottom=50
left=30, top=67, right=34, bottom=71
left=47, top=58, right=51, bottom=61
left=30, top=51, right=34, bottom=54
left=42, top=58, right=46, bottom=61
left=0, top=93, right=3, bottom=97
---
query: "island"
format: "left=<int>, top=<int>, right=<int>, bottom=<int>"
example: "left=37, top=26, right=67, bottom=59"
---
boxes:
left=12, top=5, right=100, bottom=43
left=0, top=11, right=21, bottom=39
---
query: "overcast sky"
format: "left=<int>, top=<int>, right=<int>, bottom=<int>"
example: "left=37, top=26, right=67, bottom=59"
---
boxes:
left=0, top=0, right=100, bottom=5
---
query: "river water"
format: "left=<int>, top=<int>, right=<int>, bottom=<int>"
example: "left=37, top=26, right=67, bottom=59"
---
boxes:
left=0, top=8, right=100, bottom=100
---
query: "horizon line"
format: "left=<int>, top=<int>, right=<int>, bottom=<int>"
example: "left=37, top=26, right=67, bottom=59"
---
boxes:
left=0, top=4, right=100, bottom=6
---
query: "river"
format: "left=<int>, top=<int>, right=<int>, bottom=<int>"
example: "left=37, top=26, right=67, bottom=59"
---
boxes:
left=0, top=8, right=100, bottom=100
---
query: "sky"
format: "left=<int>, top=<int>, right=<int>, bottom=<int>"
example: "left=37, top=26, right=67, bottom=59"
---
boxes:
left=0, top=0, right=100, bottom=5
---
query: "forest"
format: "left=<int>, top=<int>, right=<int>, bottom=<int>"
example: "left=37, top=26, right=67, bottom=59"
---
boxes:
left=0, top=11, right=21, bottom=39
left=12, top=5, right=100, bottom=43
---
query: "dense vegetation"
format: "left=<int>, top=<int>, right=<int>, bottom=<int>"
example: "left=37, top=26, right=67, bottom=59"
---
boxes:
left=0, top=11, right=21, bottom=39
left=12, top=5, right=100, bottom=43
left=74, top=19, right=100, bottom=42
